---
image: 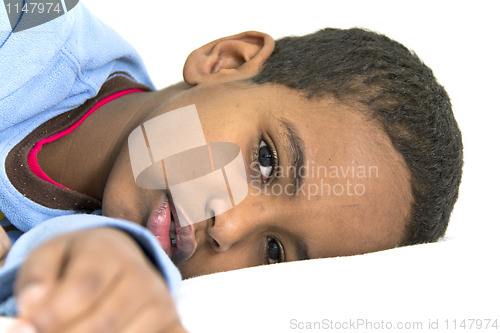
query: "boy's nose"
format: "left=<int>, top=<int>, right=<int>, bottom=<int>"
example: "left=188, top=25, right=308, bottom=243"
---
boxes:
left=206, top=198, right=265, bottom=252
left=207, top=213, right=246, bottom=253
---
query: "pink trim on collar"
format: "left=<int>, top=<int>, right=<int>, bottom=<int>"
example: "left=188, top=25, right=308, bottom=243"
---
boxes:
left=27, top=88, right=144, bottom=189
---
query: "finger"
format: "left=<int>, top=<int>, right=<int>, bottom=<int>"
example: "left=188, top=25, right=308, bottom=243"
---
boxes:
left=50, top=262, right=168, bottom=333
left=15, top=234, right=72, bottom=317
left=25, top=232, right=130, bottom=333
left=6, top=320, right=37, bottom=333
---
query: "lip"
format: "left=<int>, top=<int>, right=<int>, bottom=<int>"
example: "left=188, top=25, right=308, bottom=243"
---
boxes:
left=146, top=193, right=197, bottom=263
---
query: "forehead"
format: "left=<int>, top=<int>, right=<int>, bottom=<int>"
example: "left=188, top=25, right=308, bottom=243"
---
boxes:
left=259, top=87, right=412, bottom=257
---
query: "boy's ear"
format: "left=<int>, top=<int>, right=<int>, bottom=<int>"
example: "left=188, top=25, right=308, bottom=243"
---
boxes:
left=183, top=31, right=275, bottom=85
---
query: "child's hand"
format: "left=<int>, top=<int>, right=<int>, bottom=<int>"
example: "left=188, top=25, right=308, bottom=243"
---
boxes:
left=11, top=228, right=186, bottom=333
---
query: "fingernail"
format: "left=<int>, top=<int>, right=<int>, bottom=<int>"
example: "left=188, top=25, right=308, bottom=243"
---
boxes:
left=8, top=322, right=37, bottom=333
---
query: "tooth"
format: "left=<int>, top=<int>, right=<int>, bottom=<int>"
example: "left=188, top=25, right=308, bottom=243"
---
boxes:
left=169, top=219, right=176, bottom=247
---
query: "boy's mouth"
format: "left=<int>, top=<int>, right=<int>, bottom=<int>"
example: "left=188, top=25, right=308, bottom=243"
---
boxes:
left=146, top=193, right=197, bottom=264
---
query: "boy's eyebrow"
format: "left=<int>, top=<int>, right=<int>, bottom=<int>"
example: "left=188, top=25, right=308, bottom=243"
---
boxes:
left=278, top=118, right=305, bottom=195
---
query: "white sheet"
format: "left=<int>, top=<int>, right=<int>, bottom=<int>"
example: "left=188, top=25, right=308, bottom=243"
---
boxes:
left=176, top=232, right=500, bottom=332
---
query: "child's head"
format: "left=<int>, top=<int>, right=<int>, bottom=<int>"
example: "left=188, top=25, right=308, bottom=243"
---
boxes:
left=103, top=28, right=463, bottom=278
left=249, top=28, right=464, bottom=245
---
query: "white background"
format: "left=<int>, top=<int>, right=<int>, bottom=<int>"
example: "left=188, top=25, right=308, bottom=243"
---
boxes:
left=81, top=0, right=500, bottom=241
left=0, top=1, right=493, bottom=331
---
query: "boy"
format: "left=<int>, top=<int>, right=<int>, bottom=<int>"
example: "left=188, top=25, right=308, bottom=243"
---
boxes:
left=0, top=2, right=462, bottom=332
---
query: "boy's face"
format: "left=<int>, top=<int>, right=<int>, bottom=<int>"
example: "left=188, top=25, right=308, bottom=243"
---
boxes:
left=103, top=82, right=412, bottom=279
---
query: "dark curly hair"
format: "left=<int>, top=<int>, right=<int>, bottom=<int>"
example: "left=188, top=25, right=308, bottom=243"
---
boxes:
left=251, top=28, right=463, bottom=245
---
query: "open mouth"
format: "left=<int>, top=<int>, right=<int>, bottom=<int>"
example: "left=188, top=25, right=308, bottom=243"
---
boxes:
left=146, top=193, right=197, bottom=264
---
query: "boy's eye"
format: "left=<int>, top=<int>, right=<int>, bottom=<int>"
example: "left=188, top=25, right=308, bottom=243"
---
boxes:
left=266, top=236, right=285, bottom=264
left=258, top=140, right=276, bottom=183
